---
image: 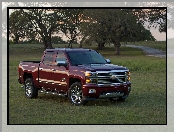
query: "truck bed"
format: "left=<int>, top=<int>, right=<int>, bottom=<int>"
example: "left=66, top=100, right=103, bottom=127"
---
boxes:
left=20, top=61, right=41, bottom=63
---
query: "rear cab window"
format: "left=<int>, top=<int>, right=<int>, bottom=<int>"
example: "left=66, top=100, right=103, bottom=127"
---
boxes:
left=54, top=51, right=68, bottom=65
left=42, top=51, right=55, bottom=65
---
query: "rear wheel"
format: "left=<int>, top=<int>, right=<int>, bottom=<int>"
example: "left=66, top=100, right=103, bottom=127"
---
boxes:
left=24, top=78, right=38, bottom=98
left=68, top=82, right=87, bottom=106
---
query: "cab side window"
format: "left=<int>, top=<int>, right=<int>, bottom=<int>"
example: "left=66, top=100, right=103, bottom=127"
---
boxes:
left=43, top=51, right=55, bottom=65
left=56, top=51, right=67, bottom=63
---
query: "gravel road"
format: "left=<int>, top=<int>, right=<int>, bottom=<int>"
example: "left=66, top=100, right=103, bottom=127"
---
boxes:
left=125, top=44, right=166, bottom=58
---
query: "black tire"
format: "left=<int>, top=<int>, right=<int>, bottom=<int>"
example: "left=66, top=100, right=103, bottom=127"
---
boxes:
left=109, top=97, right=126, bottom=102
left=117, top=97, right=126, bottom=102
left=68, top=82, right=87, bottom=106
left=24, top=78, right=38, bottom=98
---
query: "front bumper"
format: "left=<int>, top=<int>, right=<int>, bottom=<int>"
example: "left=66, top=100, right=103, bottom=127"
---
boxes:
left=82, top=82, right=131, bottom=100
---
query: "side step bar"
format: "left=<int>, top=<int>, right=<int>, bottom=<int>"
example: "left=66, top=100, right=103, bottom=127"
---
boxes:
left=39, top=90, right=68, bottom=97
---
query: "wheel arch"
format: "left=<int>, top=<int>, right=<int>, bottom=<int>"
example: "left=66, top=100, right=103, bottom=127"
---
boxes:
left=23, top=72, right=33, bottom=81
left=69, top=77, right=81, bottom=88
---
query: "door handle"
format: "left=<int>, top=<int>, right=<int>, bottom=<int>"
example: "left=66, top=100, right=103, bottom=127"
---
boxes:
left=52, top=69, right=56, bottom=71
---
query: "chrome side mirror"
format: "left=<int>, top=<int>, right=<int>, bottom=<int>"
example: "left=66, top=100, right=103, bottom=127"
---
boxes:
left=105, top=59, right=111, bottom=64
left=57, top=61, right=67, bottom=67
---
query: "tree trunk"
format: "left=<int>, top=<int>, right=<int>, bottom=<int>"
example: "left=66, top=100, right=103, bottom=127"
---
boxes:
left=43, top=37, right=48, bottom=49
left=114, top=42, right=121, bottom=55
left=47, top=32, right=53, bottom=49
left=79, top=43, right=82, bottom=48
left=68, top=41, right=72, bottom=48
left=68, top=38, right=75, bottom=48
left=44, top=42, right=48, bottom=49
left=14, top=35, right=19, bottom=44
left=97, top=42, right=105, bottom=50
left=79, top=36, right=86, bottom=48
left=47, top=41, right=53, bottom=49
left=43, top=36, right=53, bottom=49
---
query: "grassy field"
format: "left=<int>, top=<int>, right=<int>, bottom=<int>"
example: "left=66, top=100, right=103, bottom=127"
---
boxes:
left=9, top=43, right=166, bottom=124
left=122, top=41, right=166, bottom=52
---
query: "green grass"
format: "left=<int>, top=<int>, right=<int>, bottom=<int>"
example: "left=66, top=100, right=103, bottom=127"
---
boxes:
left=9, top=43, right=166, bottom=124
left=123, top=41, right=166, bottom=52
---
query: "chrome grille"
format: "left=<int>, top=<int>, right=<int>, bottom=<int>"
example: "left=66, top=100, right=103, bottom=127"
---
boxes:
left=97, top=70, right=127, bottom=84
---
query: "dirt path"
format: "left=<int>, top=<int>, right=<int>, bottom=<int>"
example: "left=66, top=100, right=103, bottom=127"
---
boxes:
left=125, top=44, right=166, bottom=58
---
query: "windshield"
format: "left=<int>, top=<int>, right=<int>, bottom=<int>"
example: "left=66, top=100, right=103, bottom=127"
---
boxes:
left=67, top=51, right=107, bottom=66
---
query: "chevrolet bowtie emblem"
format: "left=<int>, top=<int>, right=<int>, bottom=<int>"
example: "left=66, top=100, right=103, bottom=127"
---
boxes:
left=110, top=75, right=117, bottom=79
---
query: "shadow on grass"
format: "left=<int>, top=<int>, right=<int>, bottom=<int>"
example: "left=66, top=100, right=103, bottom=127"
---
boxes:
left=37, top=93, right=127, bottom=106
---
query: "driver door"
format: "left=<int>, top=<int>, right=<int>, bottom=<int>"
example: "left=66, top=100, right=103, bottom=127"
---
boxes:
left=51, top=51, right=69, bottom=91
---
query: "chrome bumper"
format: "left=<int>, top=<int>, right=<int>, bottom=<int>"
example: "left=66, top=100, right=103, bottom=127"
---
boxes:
left=99, top=92, right=124, bottom=99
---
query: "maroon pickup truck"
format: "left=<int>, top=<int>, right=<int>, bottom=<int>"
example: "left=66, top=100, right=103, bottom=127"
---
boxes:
left=18, top=48, right=131, bottom=105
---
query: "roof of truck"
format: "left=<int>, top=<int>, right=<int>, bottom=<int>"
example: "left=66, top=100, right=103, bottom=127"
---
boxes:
left=45, top=48, right=95, bottom=52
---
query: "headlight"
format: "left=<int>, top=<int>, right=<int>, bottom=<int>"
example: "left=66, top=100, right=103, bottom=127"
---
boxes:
left=86, top=78, right=97, bottom=83
left=85, top=71, right=97, bottom=77
left=85, top=71, right=97, bottom=84
left=127, top=71, right=131, bottom=76
left=127, top=71, right=131, bottom=81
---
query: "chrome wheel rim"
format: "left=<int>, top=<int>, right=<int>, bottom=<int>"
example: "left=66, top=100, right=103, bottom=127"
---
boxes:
left=70, top=85, right=82, bottom=104
left=25, top=80, right=32, bottom=97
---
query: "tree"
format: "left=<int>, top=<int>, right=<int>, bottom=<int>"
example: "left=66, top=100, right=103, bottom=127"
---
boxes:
left=107, top=9, right=157, bottom=55
left=81, top=9, right=149, bottom=55
left=4, top=2, right=173, bottom=44
left=24, top=9, right=64, bottom=49
left=60, top=9, right=85, bottom=48
left=51, top=36, right=65, bottom=44
left=9, top=9, right=29, bottom=43
left=130, top=8, right=167, bottom=33
left=132, top=22, right=156, bottom=42
left=81, top=9, right=110, bottom=50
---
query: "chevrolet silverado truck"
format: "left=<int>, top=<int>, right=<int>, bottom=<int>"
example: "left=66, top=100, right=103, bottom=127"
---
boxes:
left=18, top=48, right=131, bottom=106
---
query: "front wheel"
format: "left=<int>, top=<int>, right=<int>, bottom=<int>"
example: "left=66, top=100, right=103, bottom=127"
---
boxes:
left=109, top=97, right=126, bottom=102
left=68, top=82, right=87, bottom=106
left=24, top=78, right=38, bottom=98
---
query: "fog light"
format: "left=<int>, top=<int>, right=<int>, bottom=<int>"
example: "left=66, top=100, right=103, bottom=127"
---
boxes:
left=127, top=76, right=130, bottom=81
left=89, top=89, right=96, bottom=93
left=86, top=78, right=91, bottom=83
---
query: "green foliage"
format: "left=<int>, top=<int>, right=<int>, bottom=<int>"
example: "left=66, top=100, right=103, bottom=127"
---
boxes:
left=81, top=9, right=157, bottom=55
left=60, top=9, right=85, bottom=47
left=9, top=40, right=14, bottom=44
left=9, top=9, right=29, bottom=43
left=132, top=9, right=166, bottom=33
left=51, top=36, right=66, bottom=44
left=9, top=8, right=165, bottom=51
left=25, top=9, right=64, bottom=48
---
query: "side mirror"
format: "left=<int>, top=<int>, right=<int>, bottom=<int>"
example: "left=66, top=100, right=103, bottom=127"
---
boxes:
left=57, top=61, right=68, bottom=67
left=105, top=59, right=111, bottom=64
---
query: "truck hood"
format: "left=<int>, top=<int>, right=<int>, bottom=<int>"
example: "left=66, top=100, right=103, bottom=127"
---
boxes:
left=77, top=64, right=128, bottom=71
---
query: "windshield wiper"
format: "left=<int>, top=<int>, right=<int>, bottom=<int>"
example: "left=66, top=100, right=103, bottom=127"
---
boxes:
left=74, top=63, right=105, bottom=66
left=74, top=64, right=83, bottom=66
left=91, top=63, right=105, bottom=64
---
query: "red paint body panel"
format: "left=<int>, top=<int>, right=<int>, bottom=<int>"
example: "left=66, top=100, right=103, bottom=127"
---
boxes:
left=82, top=83, right=131, bottom=98
left=18, top=48, right=131, bottom=100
